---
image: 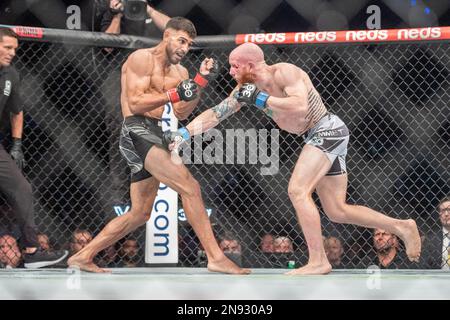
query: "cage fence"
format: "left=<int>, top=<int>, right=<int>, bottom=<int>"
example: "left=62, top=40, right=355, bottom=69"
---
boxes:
left=0, top=31, right=449, bottom=269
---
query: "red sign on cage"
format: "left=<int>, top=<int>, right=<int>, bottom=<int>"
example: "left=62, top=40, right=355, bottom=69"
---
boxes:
left=236, top=26, right=450, bottom=45
left=12, top=26, right=44, bottom=39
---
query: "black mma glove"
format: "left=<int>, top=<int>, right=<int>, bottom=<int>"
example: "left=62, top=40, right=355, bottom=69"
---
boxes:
left=9, top=138, right=25, bottom=169
left=166, top=79, right=199, bottom=103
left=236, top=83, right=270, bottom=110
left=162, top=127, right=190, bottom=151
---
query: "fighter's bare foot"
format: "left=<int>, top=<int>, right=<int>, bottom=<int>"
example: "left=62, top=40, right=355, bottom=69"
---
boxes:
left=207, top=256, right=251, bottom=275
left=285, top=262, right=332, bottom=275
left=398, top=219, right=421, bottom=262
left=67, top=255, right=111, bottom=273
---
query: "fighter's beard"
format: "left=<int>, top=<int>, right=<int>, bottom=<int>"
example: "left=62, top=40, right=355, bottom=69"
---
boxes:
left=237, top=71, right=256, bottom=85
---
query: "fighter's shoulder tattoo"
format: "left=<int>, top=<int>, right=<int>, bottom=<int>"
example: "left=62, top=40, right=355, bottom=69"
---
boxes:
left=212, top=97, right=240, bottom=122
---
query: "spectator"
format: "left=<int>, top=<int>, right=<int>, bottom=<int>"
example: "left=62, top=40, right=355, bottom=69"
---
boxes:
left=252, top=236, right=305, bottom=269
left=101, top=0, right=170, bottom=37
left=70, top=229, right=93, bottom=255
left=422, top=196, right=450, bottom=269
left=0, top=27, right=68, bottom=268
left=97, top=244, right=118, bottom=268
left=119, top=238, right=141, bottom=268
left=219, top=236, right=242, bottom=255
left=372, top=229, right=401, bottom=268
left=324, top=236, right=345, bottom=268
left=260, top=233, right=275, bottom=253
left=360, top=228, right=422, bottom=269
left=37, top=233, right=50, bottom=251
left=0, top=234, right=22, bottom=268
left=218, top=234, right=242, bottom=267
left=273, top=236, right=293, bottom=253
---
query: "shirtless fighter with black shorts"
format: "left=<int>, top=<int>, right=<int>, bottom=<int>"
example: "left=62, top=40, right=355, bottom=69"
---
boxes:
left=68, top=18, right=250, bottom=274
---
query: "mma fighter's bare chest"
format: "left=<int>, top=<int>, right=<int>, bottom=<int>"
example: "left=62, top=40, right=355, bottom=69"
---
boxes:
left=148, top=66, right=182, bottom=92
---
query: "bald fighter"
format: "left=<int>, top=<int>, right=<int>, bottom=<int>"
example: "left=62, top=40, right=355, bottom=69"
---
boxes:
left=68, top=17, right=249, bottom=274
left=164, top=42, right=421, bottom=275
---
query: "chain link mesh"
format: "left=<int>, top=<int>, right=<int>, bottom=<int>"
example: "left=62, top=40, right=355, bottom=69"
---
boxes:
left=1, top=39, right=449, bottom=269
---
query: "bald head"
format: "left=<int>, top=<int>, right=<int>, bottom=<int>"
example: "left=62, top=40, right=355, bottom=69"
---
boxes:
left=273, top=236, right=293, bottom=253
left=229, top=43, right=266, bottom=83
left=230, top=43, right=264, bottom=65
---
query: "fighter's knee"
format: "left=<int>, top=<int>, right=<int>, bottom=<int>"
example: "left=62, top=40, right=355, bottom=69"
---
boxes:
left=136, top=213, right=151, bottom=225
left=131, top=208, right=152, bottom=224
left=141, top=211, right=152, bottom=222
left=324, top=205, right=348, bottom=223
left=288, top=184, right=310, bottom=203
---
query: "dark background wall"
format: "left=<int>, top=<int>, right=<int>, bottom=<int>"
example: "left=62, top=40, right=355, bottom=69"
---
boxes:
left=1, top=0, right=450, bottom=34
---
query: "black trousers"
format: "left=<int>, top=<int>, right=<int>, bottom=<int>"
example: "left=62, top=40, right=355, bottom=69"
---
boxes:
left=106, top=109, right=129, bottom=205
left=0, top=145, right=39, bottom=248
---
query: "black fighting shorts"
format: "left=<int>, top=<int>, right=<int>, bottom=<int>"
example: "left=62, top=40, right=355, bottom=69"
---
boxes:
left=119, top=115, right=164, bottom=183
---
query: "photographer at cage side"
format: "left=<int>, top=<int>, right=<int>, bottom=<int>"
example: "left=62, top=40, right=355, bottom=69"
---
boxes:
left=101, top=0, right=170, bottom=37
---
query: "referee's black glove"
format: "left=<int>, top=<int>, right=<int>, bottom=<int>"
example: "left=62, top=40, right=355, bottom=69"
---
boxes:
left=9, top=138, right=25, bottom=170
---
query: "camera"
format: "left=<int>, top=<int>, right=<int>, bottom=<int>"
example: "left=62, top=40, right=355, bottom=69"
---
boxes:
left=114, top=0, right=148, bottom=21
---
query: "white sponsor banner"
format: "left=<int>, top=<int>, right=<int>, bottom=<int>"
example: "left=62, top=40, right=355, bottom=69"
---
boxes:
left=145, top=103, right=178, bottom=263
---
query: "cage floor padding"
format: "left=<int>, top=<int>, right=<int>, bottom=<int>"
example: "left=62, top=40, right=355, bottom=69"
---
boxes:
left=1, top=268, right=449, bottom=299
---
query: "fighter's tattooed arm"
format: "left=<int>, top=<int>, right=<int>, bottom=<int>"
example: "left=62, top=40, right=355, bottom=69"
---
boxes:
left=212, top=96, right=241, bottom=122
left=185, top=93, right=243, bottom=136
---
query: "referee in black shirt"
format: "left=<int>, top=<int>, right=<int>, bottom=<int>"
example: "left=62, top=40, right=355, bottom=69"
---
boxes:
left=0, top=27, right=68, bottom=268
